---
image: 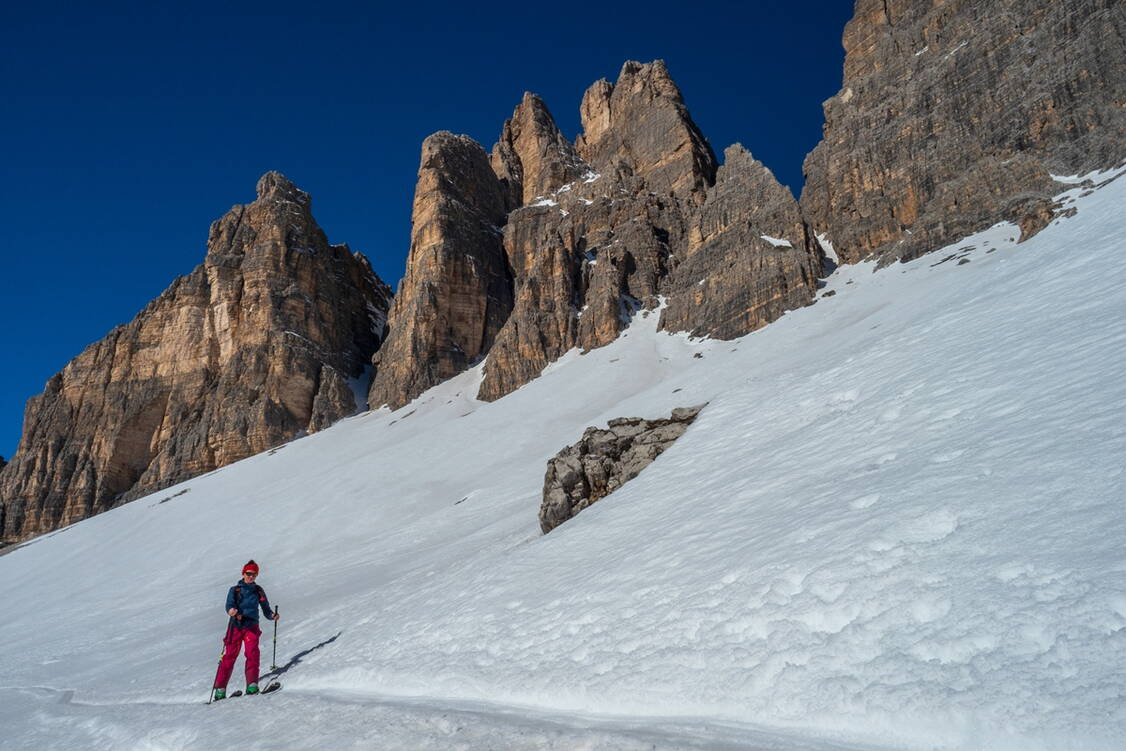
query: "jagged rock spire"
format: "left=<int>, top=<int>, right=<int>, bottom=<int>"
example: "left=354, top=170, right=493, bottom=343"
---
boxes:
left=367, top=133, right=512, bottom=410
left=476, top=61, right=822, bottom=402
left=576, top=60, right=718, bottom=201
left=490, top=92, right=589, bottom=210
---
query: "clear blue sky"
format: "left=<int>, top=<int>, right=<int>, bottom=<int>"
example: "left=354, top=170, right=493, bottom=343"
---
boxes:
left=0, top=1, right=854, bottom=460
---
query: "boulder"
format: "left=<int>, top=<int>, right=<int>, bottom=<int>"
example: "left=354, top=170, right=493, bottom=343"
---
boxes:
left=539, top=405, right=704, bottom=533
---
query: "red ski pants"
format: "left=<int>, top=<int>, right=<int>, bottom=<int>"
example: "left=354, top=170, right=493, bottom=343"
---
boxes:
left=213, top=623, right=262, bottom=689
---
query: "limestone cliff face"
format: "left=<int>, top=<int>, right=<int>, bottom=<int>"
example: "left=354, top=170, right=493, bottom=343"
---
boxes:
left=478, top=61, right=822, bottom=401
left=801, top=0, right=1126, bottom=264
left=478, top=172, right=688, bottom=401
left=660, top=145, right=823, bottom=339
left=367, top=132, right=512, bottom=409
left=0, top=173, right=392, bottom=543
left=490, top=93, right=588, bottom=210
left=372, top=60, right=821, bottom=405
left=576, top=60, right=718, bottom=201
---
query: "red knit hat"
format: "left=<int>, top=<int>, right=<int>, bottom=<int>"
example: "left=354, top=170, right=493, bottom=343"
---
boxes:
left=242, top=560, right=259, bottom=575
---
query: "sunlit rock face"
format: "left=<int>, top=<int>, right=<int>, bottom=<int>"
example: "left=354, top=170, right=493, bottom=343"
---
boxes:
left=476, top=61, right=822, bottom=402
left=367, top=132, right=513, bottom=410
left=0, top=172, right=392, bottom=543
left=660, top=144, right=823, bottom=340
left=801, top=0, right=1126, bottom=265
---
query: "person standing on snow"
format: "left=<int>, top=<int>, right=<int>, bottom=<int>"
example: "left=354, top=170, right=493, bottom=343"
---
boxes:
left=212, top=560, right=279, bottom=700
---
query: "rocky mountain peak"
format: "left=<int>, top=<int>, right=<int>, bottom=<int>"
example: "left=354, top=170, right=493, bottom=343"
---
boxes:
left=367, top=132, right=512, bottom=410
left=361, top=58, right=805, bottom=411
left=0, top=174, right=392, bottom=544
left=255, top=170, right=308, bottom=203
left=576, top=59, right=718, bottom=201
left=659, top=143, right=822, bottom=340
left=418, top=132, right=509, bottom=221
left=718, top=144, right=769, bottom=180
left=490, top=92, right=588, bottom=210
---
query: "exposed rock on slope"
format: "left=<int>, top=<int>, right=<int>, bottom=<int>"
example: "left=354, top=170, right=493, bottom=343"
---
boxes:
left=540, top=405, right=704, bottom=533
left=0, top=173, right=392, bottom=543
left=367, top=132, right=512, bottom=409
left=801, top=0, right=1126, bottom=264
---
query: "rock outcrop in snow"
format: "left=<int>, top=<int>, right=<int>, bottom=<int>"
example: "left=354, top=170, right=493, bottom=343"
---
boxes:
left=800, top=0, right=1126, bottom=265
left=0, top=173, right=392, bottom=544
left=540, top=405, right=704, bottom=533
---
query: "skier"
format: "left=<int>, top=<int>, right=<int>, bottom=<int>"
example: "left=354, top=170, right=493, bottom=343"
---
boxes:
left=212, top=560, right=279, bottom=700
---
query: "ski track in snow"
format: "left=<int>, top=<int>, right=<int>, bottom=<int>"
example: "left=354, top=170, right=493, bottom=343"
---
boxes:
left=1, top=169, right=1125, bottom=750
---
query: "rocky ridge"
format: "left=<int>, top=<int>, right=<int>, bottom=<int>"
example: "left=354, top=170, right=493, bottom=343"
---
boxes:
left=540, top=405, right=704, bottom=533
left=801, top=0, right=1126, bottom=265
left=378, top=60, right=824, bottom=408
left=0, top=173, right=392, bottom=543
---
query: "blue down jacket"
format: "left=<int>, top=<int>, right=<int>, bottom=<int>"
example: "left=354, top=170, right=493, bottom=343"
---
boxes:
left=226, top=580, right=274, bottom=625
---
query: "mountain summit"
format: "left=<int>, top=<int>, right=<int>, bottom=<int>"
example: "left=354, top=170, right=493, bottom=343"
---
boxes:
left=0, top=174, right=392, bottom=543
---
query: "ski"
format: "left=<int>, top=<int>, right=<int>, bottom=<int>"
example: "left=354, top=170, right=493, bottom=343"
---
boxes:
left=231, top=681, right=280, bottom=698
left=209, top=681, right=279, bottom=704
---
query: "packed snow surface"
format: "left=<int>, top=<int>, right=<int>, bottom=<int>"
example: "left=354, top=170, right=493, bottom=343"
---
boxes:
left=1, top=170, right=1125, bottom=750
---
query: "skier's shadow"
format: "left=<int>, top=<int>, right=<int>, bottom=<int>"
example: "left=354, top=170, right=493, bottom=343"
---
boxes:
left=261, top=630, right=342, bottom=681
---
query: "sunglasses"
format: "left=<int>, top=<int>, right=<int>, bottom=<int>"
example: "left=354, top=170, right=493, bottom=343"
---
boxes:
left=243, top=572, right=257, bottom=577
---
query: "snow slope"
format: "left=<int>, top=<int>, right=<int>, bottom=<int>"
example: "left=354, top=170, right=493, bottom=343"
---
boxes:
left=1, top=169, right=1124, bottom=750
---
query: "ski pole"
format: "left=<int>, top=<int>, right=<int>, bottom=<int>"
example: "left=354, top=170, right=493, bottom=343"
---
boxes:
left=271, top=606, right=279, bottom=671
left=208, top=618, right=234, bottom=705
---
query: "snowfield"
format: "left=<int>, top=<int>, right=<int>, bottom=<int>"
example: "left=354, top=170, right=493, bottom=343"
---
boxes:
left=1, top=169, right=1124, bottom=750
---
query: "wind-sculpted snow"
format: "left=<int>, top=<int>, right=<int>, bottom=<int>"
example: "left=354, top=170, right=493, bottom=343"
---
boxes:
left=0, top=171, right=1124, bottom=749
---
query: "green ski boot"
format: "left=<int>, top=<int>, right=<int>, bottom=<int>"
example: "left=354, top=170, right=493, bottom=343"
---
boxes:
left=213, top=687, right=226, bottom=701
left=246, top=683, right=259, bottom=695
